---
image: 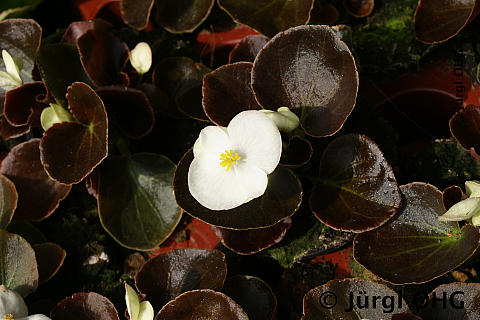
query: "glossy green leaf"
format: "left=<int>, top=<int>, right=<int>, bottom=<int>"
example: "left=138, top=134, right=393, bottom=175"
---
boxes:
left=354, top=183, right=480, bottom=284
left=414, top=0, right=479, bottom=44
left=155, top=289, right=248, bottom=320
left=0, top=139, right=71, bottom=221
left=174, top=149, right=302, bottom=229
left=0, top=230, right=38, bottom=297
left=420, top=283, right=480, bottom=319
left=0, top=175, right=17, bottom=229
left=310, top=134, right=402, bottom=232
left=218, top=0, right=314, bottom=37
left=222, top=275, right=277, bottom=320
left=202, top=62, right=262, bottom=126
left=252, top=25, right=358, bottom=137
left=302, top=278, right=409, bottom=319
left=135, top=249, right=227, bottom=309
left=51, top=292, right=120, bottom=320
left=155, top=0, right=214, bottom=33
left=37, top=43, right=93, bottom=106
left=98, top=153, right=181, bottom=250
left=40, top=82, right=108, bottom=184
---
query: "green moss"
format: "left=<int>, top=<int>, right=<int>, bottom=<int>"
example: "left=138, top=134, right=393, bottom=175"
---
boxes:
left=352, top=0, right=432, bottom=73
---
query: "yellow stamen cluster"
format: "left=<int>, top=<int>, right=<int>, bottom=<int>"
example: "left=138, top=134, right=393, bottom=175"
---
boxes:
left=4, top=314, right=13, bottom=320
left=219, top=149, right=241, bottom=171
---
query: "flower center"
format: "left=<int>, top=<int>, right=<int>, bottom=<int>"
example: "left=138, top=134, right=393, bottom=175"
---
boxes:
left=219, top=149, right=241, bottom=171
left=3, top=314, right=13, bottom=320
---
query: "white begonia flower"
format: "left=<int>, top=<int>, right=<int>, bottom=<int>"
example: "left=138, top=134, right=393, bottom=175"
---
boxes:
left=438, top=197, right=480, bottom=222
left=188, top=110, right=282, bottom=210
left=0, top=285, right=50, bottom=320
left=129, top=42, right=152, bottom=75
left=0, top=50, right=22, bottom=88
left=125, top=283, right=154, bottom=320
left=465, top=180, right=480, bottom=197
left=259, top=107, right=300, bottom=132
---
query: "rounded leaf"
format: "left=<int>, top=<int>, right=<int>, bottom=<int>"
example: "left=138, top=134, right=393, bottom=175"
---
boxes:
left=96, top=86, right=154, bottom=138
left=51, top=292, right=119, bottom=320
left=0, top=230, right=38, bottom=297
left=215, top=218, right=292, bottom=255
left=0, top=175, right=17, bottom=229
left=174, top=149, right=302, bottom=229
left=120, top=0, right=154, bottom=30
left=354, top=183, right=480, bottom=284
left=97, top=154, right=182, bottom=250
left=310, top=134, right=402, bottom=232
left=155, top=289, right=248, bottom=320
left=1, top=139, right=71, bottom=221
left=40, top=82, right=108, bottom=184
left=4, top=81, right=47, bottom=127
left=229, top=35, right=269, bottom=63
left=414, top=0, right=479, bottom=44
left=443, top=185, right=464, bottom=210
left=280, top=136, right=313, bottom=168
left=33, top=242, right=66, bottom=285
left=222, top=275, right=276, bottom=320
left=450, top=105, right=480, bottom=153
left=302, top=278, right=409, bottom=319
left=252, top=25, right=358, bottom=137
left=135, top=248, right=227, bottom=309
left=420, top=282, right=480, bottom=319
left=155, top=0, right=214, bottom=33
left=218, top=0, right=314, bottom=37
left=203, top=62, right=262, bottom=126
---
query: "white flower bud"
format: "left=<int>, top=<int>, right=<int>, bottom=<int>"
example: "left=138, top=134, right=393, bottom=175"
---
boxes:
left=130, top=42, right=152, bottom=75
left=259, top=107, right=300, bottom=132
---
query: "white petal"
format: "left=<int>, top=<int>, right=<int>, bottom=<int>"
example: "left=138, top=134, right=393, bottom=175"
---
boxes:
left=472, top=213, right=480, bottom=226
left=466, top=181, right=480, bottom=198
left=138, top=301, right=154, bottom=320
left=2, top=50, right=21, bottom=85
left=18, top=315, right=51, bottom=320
left=233, top=161, right=268, bottom=202
left=125, top=283, right=140, bottom=319
left=188, top=153, right=249, bottom=210
left=0, top=285, right=28, bottom=317
left=438, top=197, right=480, bottom=221
left=193, top=126, right=231, bottom=158
left=227, top=110, right=281, bottom=174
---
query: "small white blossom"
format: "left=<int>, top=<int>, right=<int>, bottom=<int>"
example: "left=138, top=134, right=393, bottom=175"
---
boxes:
left=125, top=283, right=153, bottom=320
left=438, top=181, right=480, bottom=226
left=188, top=110, right=282, bottom=210
left=0, top=50, right=22, bottom=88
left=0, top=285, right=50, bottom=320
left=129, top=42, right=152, bottom=75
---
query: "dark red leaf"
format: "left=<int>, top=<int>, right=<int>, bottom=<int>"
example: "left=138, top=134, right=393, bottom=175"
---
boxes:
left=72, top=0, right=118, bottom=20
left=442, top=185, right=464, bottom=210
left=51, top=292, right=120, bottom=320
left=0, top=174, right=17, bottom=229
left=414, top=0, right=480, bottom=44
left=280, top=136, right=313, bottom=168
left=252, top=25, right=358, bottom=137
left=97, top=86, right=154, bottom=138
left=202, top=62, right=262, bottom=126
left=155, top=0, right=214, bottom=34
left=155, top=289, right=248, bottom=320
left=40, top=82, right=108, bottom=184
left=0, top=119, right=29, bottom=140
left=33, top=242, right=66, bottom=285
left=4, top=81, right=47, bottom=127
left=228, top=35, right=269, bottom=63
left=450, top=105, right=480, bottom=153
left=215, top=218, right=292, bottom=255
left=1, top=139, right=71, bottom=221
left=120, top=0, right=154, bottom=30
left=344, top=0, right=375, bottom=18
left=62, top=20, right=111, bottom=45
left=136, top=248, right=227, bottom=309
left=77, top=28, right=129, bottom=87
